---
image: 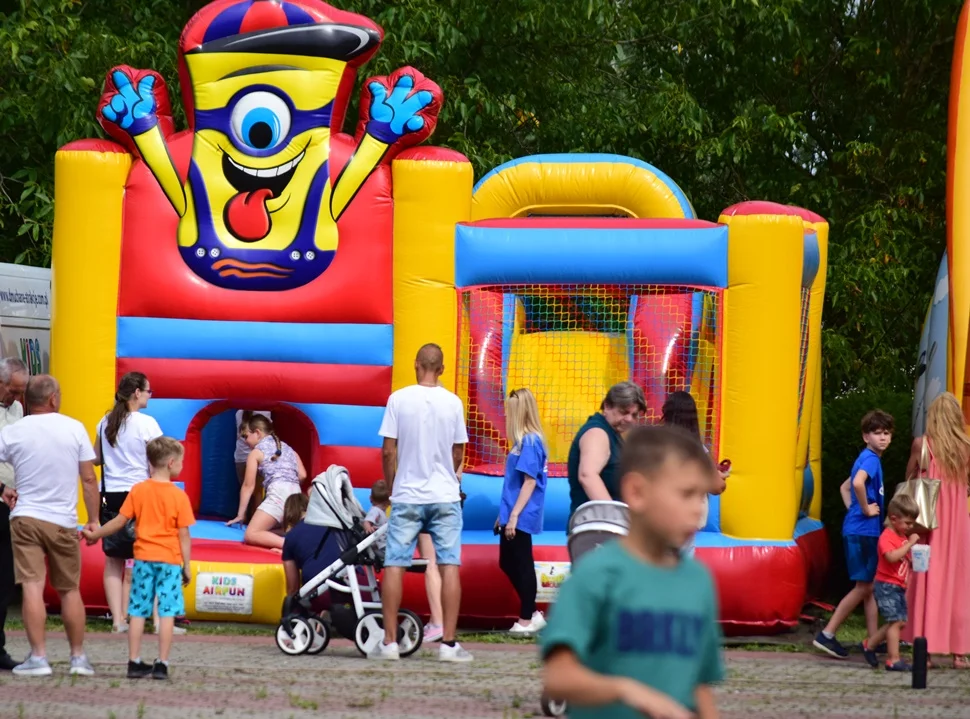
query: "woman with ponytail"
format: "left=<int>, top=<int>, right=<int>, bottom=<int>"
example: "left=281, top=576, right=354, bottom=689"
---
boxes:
left=226, top=414, right=306, bottom=550
left=94, top=372, right=163, bottom=632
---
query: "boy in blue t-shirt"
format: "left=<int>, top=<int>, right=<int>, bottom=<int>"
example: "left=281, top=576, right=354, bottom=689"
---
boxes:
left=541, top=425, right=723, bottom=719
left=813, top=409, right=894, bottom=659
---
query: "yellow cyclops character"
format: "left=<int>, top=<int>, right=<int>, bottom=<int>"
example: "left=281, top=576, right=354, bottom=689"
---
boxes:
left=98, top=0, right=438, bottom=291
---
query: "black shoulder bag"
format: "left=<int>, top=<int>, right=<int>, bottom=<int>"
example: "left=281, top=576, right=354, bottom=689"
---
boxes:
left=98, top=431, right=136, bottom=558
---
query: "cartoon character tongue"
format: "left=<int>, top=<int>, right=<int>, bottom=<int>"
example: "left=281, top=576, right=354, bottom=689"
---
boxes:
left=226, top=189, right=273, bottom=242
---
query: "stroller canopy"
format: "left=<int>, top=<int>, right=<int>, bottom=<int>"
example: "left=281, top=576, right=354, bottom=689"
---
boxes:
left=305, top=465, right=365, bottom=530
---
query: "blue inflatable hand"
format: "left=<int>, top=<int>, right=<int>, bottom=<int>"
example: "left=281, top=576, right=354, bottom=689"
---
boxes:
left=366, top=75, right=434, bottom=144
left=101, top=71, right=158, bottom=135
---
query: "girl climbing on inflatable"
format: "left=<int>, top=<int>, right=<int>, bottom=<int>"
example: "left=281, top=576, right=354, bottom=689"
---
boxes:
left=227, top=415, right=306, bottom=550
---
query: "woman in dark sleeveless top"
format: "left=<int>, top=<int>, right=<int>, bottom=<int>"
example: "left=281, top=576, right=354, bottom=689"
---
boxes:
left=566, top=381, right=646, bottom=515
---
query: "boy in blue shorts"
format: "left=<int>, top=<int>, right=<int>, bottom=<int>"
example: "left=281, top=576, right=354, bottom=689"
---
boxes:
left=84, top=437, right=194, bottom=680
left=814, top=409, right=893, bottom=659
left=541, top=425, right=723, bottom=719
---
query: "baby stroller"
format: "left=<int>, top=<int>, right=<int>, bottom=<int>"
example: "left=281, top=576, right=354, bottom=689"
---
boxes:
left=540, top=500, right=630, bottom=717
left=275, top=465, right=425, bottom=658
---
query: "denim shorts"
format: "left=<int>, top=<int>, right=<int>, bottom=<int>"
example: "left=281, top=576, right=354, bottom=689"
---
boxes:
left=844, top=534, right=879, bottom=582
left=384, top=502, right=463, bottom=567
left=129, top=560, right=184, bottom=618
left=874, top=581, right=907, bottom=623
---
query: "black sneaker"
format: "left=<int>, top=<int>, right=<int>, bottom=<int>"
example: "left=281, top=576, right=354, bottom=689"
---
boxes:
left=0, top=651, right=18, bottom=671
left=861, top=643, right=879, bottom=668
left=813, top=631, right=849, bottom=659
left=151, top=660, right=169, bottom=680
left=886, top=660, right=913, bottom=672
left=127, top=660, right=153, bottom=679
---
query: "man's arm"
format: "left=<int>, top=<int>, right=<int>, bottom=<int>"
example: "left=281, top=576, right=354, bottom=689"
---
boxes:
left=79, top=460, right=100, bottom=530
left=382, top=437, right=398, bottom=490
left=452, top=443, right=464, bottom=473
left=577, top=429, right=613, bottom=501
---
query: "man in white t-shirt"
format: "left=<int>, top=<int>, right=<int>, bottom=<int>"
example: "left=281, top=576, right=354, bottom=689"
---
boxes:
left=0, top=357, right=27, bottom=671
left=0, top=375, right=99, bottom=677
left=370, top=344, right=472, bottom=663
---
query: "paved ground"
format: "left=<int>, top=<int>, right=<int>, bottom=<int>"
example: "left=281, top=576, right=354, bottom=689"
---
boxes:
left=2, top=630, right=970, bottom=719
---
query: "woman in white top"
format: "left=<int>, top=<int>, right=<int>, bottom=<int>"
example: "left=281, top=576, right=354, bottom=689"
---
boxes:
left=226, top=415, right=306, bottom=550
left=660, top=391, right=729, bottom=557
left=234, top=410, right=271, bottom=521
left=94, top=371, right=163, bottom=632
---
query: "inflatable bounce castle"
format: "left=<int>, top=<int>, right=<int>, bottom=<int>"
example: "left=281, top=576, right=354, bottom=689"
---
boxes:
left=49, top=0, right=829, bottom=633
left=915, top=0, right=970, bottom=433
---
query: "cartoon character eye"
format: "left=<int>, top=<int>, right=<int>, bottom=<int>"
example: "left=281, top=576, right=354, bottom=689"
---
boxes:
left=230, top=92, right=291, bottom=151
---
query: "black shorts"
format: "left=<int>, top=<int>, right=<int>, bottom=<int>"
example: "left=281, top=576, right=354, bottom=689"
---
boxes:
left=101, top=491, right=133, bottom=559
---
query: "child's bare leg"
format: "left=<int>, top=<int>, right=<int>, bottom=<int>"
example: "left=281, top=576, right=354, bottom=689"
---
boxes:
left=863, top=590, right=879, bottom=638
left=243, top=510, right=284, bottom=550
left=157, top=616, right=175, bottom=662
left=823, top=582, right=872, bottom=636
left=866, top=623, right=889, bottom=650
left=128, top=617, right=146, bottom=661
left=886, top=621, right=904, bottom=665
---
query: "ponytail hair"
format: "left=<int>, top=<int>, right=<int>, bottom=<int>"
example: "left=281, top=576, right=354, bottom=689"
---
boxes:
left=249, top=414, right=282, bottom=461
left=105, top=372, right=149, bottom=447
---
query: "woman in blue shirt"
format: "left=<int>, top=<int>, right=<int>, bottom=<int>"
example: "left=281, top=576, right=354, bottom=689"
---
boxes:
left=495, top=388, right=549, bottom=635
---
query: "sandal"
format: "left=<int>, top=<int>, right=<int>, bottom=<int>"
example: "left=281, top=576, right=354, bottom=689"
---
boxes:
left=953, top=655, right=970, bottom=669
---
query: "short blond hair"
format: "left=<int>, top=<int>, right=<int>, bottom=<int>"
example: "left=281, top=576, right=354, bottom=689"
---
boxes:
left=146, top=436, right=184, bottom=468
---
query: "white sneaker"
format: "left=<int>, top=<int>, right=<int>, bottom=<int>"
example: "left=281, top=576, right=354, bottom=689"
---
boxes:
left=367, top=641, right=400, bottom=661
left=154, top=625, right=187, bottom=635
left=438, top=642, right=473, bottom=663
left=13, top=654, right=52, bottom=677
left=112, top=622, right=129, bottom=634
left=509, top=621, right=536, bottom=635
left=69, top=654, right=95, bottom=677
left=531, top=611, right=547, bottom=631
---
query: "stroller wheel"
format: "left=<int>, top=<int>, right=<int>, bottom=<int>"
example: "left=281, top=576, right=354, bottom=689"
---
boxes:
left=353, top=611, right=385, bottom=656
left=306, top=616, right=330, bottom=655
left=275, top=616, right=313, bottom=656
left=540, top=693, right=568, bottom=717
left=397, top=609, right=424, bottom=658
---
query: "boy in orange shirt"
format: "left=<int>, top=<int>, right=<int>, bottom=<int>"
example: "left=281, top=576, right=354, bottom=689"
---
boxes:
left=83, top=437, right=194, bottom=680
left=861, top=494, right=920, bottom=672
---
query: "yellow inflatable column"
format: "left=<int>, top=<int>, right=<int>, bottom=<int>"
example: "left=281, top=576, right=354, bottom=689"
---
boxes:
left=51, top=143, right=130, bottom=524
left=803, top=220, right=829, bottom=520
left=390, top=152, right=473, bottom=392
left=717, top=211, right=804, bottom=539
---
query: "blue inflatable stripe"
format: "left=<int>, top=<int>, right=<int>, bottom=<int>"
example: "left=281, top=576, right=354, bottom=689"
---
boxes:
left=455, top=225, right=728, bottom=287
left=142, top=399, right=384, bottom=448
left=290, top=403, right=384, bottom=448
left=803, top=231, right=821, bottom=288
left=117, top=317, right=393, bottom=366
left=501, top=294, right=516, bottom=397
left=626, top=296, right=638, bottom=377
left=473, top=154, right=696, bottom=219
left=142, top=399, right=212, bottom=440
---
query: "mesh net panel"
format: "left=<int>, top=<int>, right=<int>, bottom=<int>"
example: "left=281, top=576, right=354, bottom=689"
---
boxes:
left=457, top=284, right=723, bottom=477
left=797, top=287, right=811, bottom=422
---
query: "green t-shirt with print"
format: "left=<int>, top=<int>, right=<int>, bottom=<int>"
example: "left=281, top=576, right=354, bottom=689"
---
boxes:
left=540, top=540, right=724, bottom=718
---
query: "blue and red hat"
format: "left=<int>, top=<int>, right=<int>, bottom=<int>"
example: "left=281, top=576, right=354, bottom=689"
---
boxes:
left=181, top=0, right=381, bottom=60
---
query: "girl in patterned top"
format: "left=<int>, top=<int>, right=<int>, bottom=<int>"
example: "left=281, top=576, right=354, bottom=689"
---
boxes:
left=226, top=415, right=306, bottom=550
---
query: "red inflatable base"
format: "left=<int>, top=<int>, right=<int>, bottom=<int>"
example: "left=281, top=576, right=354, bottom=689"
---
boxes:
left=53, top=529, right=828, bottom=636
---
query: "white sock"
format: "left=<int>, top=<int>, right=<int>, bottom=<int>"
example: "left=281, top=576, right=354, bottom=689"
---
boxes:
left=131, top=657, right=141, bottom=664
left=822, top=631, right=834, bottom=639
left=159, top=659, right=169, bottom=666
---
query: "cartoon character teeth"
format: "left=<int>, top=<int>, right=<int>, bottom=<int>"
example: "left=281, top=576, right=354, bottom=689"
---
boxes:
left=97, top=0, right=441, bottom=291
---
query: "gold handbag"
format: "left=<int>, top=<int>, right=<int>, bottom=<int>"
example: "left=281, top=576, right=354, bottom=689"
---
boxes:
left=891, top=437, right=941, bottom=532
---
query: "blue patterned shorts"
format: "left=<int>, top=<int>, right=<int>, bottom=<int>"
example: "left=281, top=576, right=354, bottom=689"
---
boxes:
left=874, top=581, right=907, bottom=623
left=129, top=560, right=185, bottom=618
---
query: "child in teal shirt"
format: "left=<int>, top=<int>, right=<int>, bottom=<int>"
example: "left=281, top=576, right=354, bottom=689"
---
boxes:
left=541, top=425, right=723, bottom=719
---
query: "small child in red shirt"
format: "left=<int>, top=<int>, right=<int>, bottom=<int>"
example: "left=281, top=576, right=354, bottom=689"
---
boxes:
left=862, top=494, right=921, bottom=671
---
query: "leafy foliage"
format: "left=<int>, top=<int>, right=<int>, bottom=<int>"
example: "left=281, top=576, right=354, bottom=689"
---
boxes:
left=0, top=0, right=960, bottom=406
